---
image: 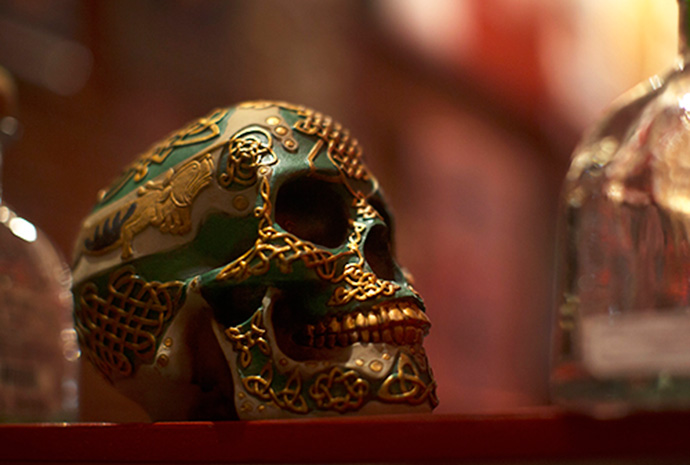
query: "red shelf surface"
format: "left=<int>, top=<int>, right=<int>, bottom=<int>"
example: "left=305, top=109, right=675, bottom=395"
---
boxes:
left=1, top=407, right=690, bottom=463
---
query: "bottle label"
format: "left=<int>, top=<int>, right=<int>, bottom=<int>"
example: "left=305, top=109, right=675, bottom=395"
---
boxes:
left=582, top=311, right=690, bottom=378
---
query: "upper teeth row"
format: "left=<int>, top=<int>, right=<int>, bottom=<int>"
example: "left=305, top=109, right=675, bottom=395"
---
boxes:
left=303, top=301, right=430, bottom=348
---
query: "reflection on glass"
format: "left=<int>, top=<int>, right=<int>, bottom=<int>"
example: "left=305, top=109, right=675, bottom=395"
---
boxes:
left=552, top=0, right=690, bottom=417
left=0, top=112, right=78, bottom=422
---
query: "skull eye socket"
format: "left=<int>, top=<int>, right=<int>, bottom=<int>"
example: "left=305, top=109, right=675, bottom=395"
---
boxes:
left=275, top=178, right=349, bottom=248
left=364, top=224, right=398, bottom=281
left=368, top=195, right=395, bottom=244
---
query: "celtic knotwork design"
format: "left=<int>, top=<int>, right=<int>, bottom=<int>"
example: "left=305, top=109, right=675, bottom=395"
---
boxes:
left=354, top=197, right=383, bottom=221
left=75, top=267, right=184, bottom=379
left=219, top=128, right=277, bottom=190
left=99, top=108, right=227, bottom=205
left=242, top=362, right=308, bottom=414
left=224, top=310, right=271, bottom=368
left=378, top=352, right=437, bottom=406
left=309, top=367, right=370, bottom=412
left=216, top=176, right=352, bottom=282
left=131, top=108, right=227, bottom=183
left=328, top=221, right=400, bottom=306
left=293, top=108, right=371, bottom=181
left=216, top=176, right=400, bottom=306
left=329, top=264, right=399, bottom=306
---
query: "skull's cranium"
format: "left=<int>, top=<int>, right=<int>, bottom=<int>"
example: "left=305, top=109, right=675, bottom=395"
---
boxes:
left=72, top=101, right=437, bottom=420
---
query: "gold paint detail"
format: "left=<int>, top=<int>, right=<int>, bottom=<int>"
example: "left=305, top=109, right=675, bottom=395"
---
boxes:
left=75, top=267, right=184, bottom=379
left=238, top=101, right=306, bottom=112
left=85, top=153, right=215, bottom=259
left=215, top=175, right=402, bottom=307
left=407, top=282, right=422, bottom=301
left=302, top=300, right=428, bottom=348
left=224, top=310, right=271, bottom=369
left=293, top=108, right=370, bottom=181
left=236, top=101, right=301, bottom=152
left=328, top=221, right=400, bottom=306
left=156, top=354, right=169, bottom=367
left=211, top=123, right=396, bottom=307
left=131, top=109, right=226, bottom=183
left=163, top=338, right=173, bottom=347
left=216, top=176, right=349, bottom=282
left=242, top=363, right=309, bottom=414
left=355, top=358, right=365, bottom=367
left=99, top=108, right=227, bottom=204
left=233, top=195, right=249, bottom=211
left=240, top=401, right=253, bottom=413
left=354, top=197, right=383, bottom=221
left=378, top=352, right=437, bottom=406
left=369, top=360, right=384, bottom=372
left=308, top=367, right=370, bottom=413
left=382, top=353, right=391, bottom=361
left=219, top=127, right=276, bottom=190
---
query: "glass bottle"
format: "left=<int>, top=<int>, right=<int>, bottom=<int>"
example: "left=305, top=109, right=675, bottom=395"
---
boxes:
left=551, top=0, right=690, bottom=417
left=0, top=74, right=79, bottom=422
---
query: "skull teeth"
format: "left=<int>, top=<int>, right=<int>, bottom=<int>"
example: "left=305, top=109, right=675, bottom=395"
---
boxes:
left=301, top=301, right=429, bottom=349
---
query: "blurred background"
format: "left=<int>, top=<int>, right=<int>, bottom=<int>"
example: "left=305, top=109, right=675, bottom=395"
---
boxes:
left=0, top=0, right=680, bottom=420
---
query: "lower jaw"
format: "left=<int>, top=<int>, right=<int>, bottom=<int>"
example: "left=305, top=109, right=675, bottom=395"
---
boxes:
left=217, top=303, right=437, bottom=419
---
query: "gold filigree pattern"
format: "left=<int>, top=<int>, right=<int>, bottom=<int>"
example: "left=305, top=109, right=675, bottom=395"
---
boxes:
left=378, top=352, right=437, bottom=406
left=238, top=101, right=306, bottom=113
left=329, top=222, right=400, bottom=306
left=242, top=362, right=309, bottom=414
left=131, top=108, right=226, bottom=182
left=216, top=176, right=400, bottom=306
left=224, top=310, right=271, bottom=369
left=98, top=109, right=227, bottom=205
left=216, top=176, right=352, bottom=282
left=75, top=267, right=184, bottom=379
left=86, top=153, right=214, bottom=259
left=330, top=264, right=400, bottom=306
left=219, top=128, right=276, bottom=189
left=293, top=108, right=371, bottom=181
left=308, top=367, right=370, bottom=412
left=354, top=197, right=383, bottom=221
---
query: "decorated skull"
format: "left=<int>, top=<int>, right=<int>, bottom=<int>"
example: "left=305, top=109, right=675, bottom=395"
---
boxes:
left=72, top=101, right=437, bottom=420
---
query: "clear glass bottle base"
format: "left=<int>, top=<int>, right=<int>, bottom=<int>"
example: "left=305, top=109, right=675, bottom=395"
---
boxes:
left=552, top=364, right=690, bottom=418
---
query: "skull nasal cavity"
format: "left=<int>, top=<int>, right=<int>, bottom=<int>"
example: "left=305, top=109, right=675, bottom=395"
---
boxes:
left=275, top=178, right=349, bottom=248
left=363, top=224, right=397, bottom=281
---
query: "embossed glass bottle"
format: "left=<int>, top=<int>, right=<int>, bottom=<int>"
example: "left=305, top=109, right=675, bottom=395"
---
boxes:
left=0, top=72, right=78, bottom=422
left=551, top=0, right=690, bottom=417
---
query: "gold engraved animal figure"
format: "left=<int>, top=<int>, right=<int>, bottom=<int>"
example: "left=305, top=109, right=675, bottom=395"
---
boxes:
left=119, top=154, right=215, bottom=259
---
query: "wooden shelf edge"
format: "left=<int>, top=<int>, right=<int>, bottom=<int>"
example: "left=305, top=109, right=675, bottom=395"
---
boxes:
left=1, top=407, right=690, bottom=463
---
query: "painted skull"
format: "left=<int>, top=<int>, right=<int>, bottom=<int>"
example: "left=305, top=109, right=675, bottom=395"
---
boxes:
left=72, top=101, right=437, bottom=420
